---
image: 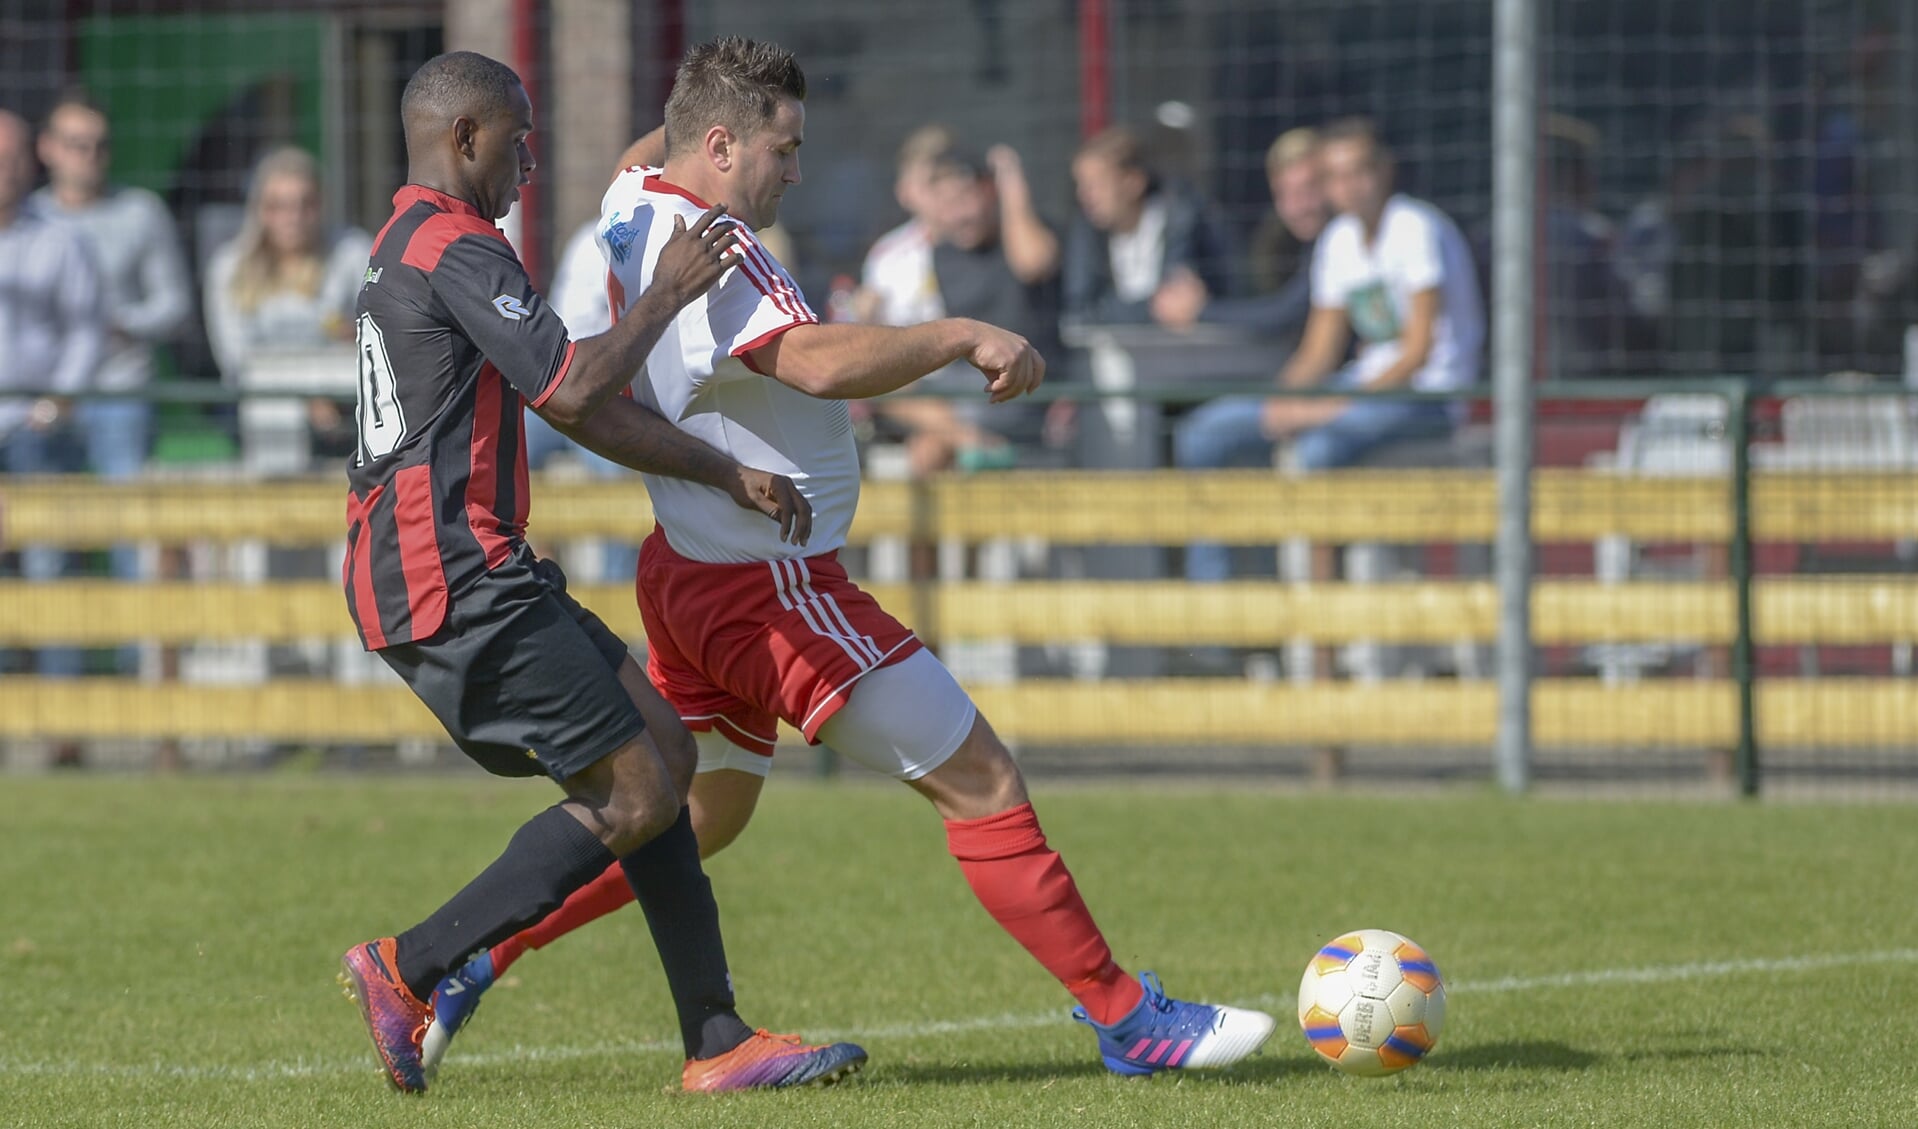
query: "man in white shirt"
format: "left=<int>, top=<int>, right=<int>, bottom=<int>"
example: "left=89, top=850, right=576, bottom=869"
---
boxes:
left=1174, top=117, right=1483, bottom=582
left=423, top=36, right=1276, bottom=1081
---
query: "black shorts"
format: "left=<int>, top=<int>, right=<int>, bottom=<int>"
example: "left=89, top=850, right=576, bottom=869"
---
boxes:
left=377, top=546, right=644, bottom=782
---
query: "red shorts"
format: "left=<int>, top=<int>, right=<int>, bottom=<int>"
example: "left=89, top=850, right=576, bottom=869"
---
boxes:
left=637, top=527, right=922, bottom=757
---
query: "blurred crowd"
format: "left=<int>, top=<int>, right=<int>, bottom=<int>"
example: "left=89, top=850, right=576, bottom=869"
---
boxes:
left=4, top=83, right=1916, bottom=528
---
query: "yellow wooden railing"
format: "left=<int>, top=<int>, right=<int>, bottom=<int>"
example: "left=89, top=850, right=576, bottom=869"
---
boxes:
left=1, top=470, right=1913, bottom=748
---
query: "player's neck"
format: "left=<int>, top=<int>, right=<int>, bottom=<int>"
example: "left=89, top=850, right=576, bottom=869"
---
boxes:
left=405, top=164, right=482, bottom=214
left=658, top=158, right=720, bottom=205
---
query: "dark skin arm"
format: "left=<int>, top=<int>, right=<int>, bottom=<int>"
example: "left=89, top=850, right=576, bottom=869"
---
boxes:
left=537, top=203, right=738, bottom=429
left=554, top=399, right=813, bottom=546
left=537, top=201, right=808, bottom=543
left=615, top=127, right=667, bottom=176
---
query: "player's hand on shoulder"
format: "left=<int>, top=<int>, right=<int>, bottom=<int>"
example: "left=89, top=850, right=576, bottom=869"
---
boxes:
left=963, top=319, right=1046, bottom=404
left=651, top=203, right=742, bottom=310
left=727, top=466, right=814, bottom=547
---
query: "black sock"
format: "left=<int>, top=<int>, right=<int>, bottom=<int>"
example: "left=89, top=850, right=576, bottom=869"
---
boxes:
left=393, top=804, right=614, bottom=1001
left=619, top=806, right=753, bottom=1059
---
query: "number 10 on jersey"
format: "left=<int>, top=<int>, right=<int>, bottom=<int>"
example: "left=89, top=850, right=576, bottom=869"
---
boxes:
left=355, top=312, right=407, bottom=464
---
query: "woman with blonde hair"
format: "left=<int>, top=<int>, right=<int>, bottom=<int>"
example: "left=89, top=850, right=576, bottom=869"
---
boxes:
left=204, top=146, right=371, bottom=456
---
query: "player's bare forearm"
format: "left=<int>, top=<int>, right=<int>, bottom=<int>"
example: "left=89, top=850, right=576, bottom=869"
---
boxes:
left=558, top=398, right=815, bottom=545
left=749, top=320, right=976, bottom=400
left=559, top=395, right=738, bottom=486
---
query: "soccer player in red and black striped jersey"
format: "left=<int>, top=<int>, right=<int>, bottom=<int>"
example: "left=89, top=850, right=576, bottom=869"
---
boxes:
left=334, top=51, right=863, bottom=1095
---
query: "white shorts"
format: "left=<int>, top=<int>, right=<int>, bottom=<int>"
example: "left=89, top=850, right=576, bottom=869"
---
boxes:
left=695, top=649, right=976, bottom=782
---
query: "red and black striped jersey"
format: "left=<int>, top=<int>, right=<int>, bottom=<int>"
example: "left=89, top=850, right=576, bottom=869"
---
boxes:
left=343, top=184, right=577, bottom=649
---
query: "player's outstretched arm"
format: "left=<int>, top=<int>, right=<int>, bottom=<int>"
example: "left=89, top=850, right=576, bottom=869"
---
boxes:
left=748, top=318, right=1045, bottom=404
left=540, top=203, right=740, bottom=429
left=557, top=397, right=813, bottom=546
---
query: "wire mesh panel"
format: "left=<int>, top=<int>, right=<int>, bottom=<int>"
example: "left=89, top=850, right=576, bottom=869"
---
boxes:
left=0, top=1, right=1913, bottom=791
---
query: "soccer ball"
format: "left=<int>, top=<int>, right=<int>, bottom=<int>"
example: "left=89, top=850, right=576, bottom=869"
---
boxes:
left=1297, top=929, right=1446, bottom=1076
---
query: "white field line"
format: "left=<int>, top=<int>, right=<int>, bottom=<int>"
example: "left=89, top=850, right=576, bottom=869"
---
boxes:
left=5, top=948, right=1916, bottom=1083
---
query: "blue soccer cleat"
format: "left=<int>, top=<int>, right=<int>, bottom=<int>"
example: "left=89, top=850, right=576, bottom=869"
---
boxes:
left=419, top=950, right=495, bottom=1079
left=1072, top=971, right=1277, bottom=1076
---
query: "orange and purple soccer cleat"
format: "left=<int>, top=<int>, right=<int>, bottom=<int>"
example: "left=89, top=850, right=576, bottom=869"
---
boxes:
left=680, top=1029, right=868, bottom=1092
left=337, top=937, right=434, bottom=1093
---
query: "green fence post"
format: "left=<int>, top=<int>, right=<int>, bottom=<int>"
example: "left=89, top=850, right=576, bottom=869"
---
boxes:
left=1727, top=382, right=1759, bottom=797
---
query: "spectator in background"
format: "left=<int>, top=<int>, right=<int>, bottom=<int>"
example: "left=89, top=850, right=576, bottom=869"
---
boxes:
left=1540, top=114, right=1642, bottom=377
left=30, top=90, right=193, bottom=678
left=1154, top=127, right=1328, bottom=339
left=856, top=123, right=955, bottom=330
left=203, top=146, right=372, bottom=458
left=1064, top=126, right=1229, bottom=326
left=1173, top=118, right=1481, bottom=583
left=0, top=108, right=106, bottom=681
left=866, top=144, right=1060, bottom=477
left=31, top=90, right=190, bottom=487
left=849, top=124, right=972, bottom=477
left=1663, top=113, right=1799, bottom=377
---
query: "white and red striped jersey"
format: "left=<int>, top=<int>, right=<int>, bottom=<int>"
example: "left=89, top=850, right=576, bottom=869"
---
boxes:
left=598, top=166, right=855, bottom=564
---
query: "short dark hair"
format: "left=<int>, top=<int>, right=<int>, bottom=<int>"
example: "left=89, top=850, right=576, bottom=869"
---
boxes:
left=1320, top=117, right=1392, bottom=165
left=663, top=37, right=806, bottom=158
left=401, top=51, right=523, bottom=138
left=925, top=147, right=990, bottom=184
left=897, top=123, right=955, bottom=172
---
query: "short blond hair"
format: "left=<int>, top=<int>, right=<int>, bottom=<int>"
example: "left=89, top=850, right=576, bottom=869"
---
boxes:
left=1265, top=127, right=1319, bottom=178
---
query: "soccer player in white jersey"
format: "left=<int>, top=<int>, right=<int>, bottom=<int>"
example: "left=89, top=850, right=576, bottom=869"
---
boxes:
left=423, top=36, right=1276, bottom=1080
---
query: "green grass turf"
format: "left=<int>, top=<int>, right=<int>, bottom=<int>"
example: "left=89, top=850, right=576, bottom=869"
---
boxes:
left=3, top=775, right=1917, bottom=1128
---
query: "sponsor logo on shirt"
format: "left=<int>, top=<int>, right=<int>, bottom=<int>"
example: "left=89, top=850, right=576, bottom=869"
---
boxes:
left=492, top=294, right=532, bottom=321
left=1347, top=280, right=1401, bottom=344
left=603, top=210, right=638, bottom=264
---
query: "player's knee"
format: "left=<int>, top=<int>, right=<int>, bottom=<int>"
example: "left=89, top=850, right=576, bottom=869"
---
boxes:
left=652, top=721, right=698, bottom=798
left=968, top=731, right=1028, bottom=813
left=914, top=716, right=1029, bottom=820
left=599, top=791, right=678, bottom=855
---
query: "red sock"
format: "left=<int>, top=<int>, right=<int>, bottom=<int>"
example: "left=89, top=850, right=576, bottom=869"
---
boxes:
left=488, top=861, right=634, bottom=975
left=945, top=802, right=1144, bottom=1026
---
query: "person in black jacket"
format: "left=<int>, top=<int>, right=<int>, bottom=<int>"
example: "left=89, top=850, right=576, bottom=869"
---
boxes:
left=1063, top=127, right=1230, bottom=326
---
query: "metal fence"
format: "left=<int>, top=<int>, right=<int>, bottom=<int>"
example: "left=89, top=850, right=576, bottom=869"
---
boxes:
left=2, top=378, right=1913, bottom=796
left=2, top=1, right=1916, bottom=791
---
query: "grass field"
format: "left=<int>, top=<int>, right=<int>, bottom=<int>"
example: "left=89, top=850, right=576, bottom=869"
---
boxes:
left=4, top=775, right=1917, bottom=1128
